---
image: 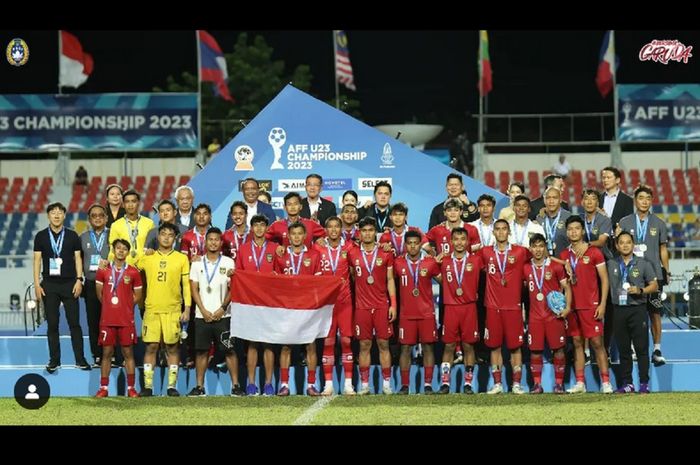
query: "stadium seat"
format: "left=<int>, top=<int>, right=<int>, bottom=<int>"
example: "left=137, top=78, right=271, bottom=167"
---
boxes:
left=629, top=169, right=641, bottom=190
left=513, top=171, right=524, bottom=185
left=498, top=171, right=510, bottom=193
left=105, top=176, right=117, bottom=187
left=178, top=175, right=190, bottom=186
left=484, top=171, right=496, bottom=189
left=584, top=170, right=597, bottom=189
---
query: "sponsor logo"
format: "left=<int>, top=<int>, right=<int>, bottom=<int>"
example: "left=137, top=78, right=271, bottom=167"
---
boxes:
left=234, top=145, right=255, bottom=171
left=323, top=178, right=352, bottom=191
left=237, top=179, right=272, bottom=192
left=277, top=179, right=306, bottom=192
left=357, top=177, right=392, bottom=190
left=270, top=197, right=284, bottom=210
left=380, top=142, right=395, bottom=168
left=268, top=127, right=286, bottom=170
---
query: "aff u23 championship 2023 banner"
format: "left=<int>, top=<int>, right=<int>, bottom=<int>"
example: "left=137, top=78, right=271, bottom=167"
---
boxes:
left=0, top=93, right=198, bottom=151
left=618, top=84, right=700, bottom=141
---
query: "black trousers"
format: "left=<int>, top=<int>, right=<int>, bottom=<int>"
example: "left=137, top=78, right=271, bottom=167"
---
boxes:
left=42, top=279, right=86, bottom=364
left=83, top=280, right=102, bottom=360
left=613, top=303, right=650, bottom=385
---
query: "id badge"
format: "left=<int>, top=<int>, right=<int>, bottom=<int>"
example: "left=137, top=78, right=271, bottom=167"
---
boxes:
left=49, top=258, right=61, bottom=276
left=633, top=245, right=644, bottom=257
left=89, top=254, right=100, bottom=271
left=618, top=290, right=628, bottom=306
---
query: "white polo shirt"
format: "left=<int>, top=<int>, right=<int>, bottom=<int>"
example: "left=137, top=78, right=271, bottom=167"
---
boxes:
left=189, top=255, right=235, bottom=319
left=508, top=219, right=545, bottom=247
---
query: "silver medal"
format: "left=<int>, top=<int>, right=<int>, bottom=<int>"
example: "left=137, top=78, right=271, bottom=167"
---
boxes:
left=639, top=244, right=647, bottom=252
left=622, top=282, right=630, bottom=290
left=367, top=276, right=375, bottom=285
left=456, top=288, right=464, bottom=296
left=111, top=296, right=119, bottom=305
left=536, top=292, right=544, bottom=302
left=412, top=288, right=420, bottom=297
left=206, top=286, right=212, bottom=293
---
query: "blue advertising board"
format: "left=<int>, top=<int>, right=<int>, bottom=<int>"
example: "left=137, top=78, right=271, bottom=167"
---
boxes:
left=618, top=84, right=700, bottom=141
left=189, top=85, right=506, bottom=232
left=0, top=93, right=197, bottom=151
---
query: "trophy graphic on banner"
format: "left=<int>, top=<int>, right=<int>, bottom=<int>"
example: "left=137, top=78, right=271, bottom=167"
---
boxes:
left=234, top=145, right=255, bottom=171
left=268, top=127, right=286, bottom=170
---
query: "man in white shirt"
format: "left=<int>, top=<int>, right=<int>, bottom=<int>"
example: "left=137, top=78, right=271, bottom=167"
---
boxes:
left=552, top=154, right=572, bottom=179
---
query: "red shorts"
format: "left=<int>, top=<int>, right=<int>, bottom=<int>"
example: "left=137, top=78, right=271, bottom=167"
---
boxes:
left=98, top=325, right=137, bottom=347
left=442, top=303, right=479, bottom=344
left=399, top=318, right=437, bottom=344
left=566, top=308, right=604, bottom=339
left=484, top=308, right=524, bottom=350
left=354, top=307, right=393, bottom=340
left=528, top=316, right=566, bottom=351
left=327, top=296, right=353, bottom=339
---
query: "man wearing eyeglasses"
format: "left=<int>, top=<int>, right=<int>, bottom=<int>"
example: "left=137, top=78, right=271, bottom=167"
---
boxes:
left=80, top=204, right=112, bottom=367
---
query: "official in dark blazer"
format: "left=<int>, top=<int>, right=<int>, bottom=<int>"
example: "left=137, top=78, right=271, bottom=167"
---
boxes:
left=599, top=166, right=634, bottom=228
left=299, top=174, right=337, bottom=226
left=226, top=178, right=277, bottom=230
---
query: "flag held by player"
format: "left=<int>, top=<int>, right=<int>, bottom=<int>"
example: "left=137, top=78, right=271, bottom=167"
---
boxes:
left=230, top=270, right=342, bottom=345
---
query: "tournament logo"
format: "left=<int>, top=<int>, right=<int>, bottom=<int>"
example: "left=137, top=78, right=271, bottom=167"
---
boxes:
left=234, top=145, right=255, bottom=171
left=6, top=38, right=29, bottom=66
left=582, top=256, right=590, bottom=264
left=268, top=127, right=286, bottom=170
left=380, top=142, right=395, bottom=169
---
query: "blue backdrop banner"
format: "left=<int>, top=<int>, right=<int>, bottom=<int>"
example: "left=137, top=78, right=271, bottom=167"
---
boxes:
left=0, top=93, right=197, bottom=151
left=618, top=84, right=700, bottom=141
left=190, top=85, right=507, bottom=232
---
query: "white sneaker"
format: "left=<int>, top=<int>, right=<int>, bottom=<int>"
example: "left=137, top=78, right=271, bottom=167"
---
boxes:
left=566, top=382, right=587, bottom=394
left=343, top=383, right=356, bottom=396
left=601, top=382, right=613, bottom=394
left=357, top=382, right=370, bottom=395
left=511, top=383, right=525, bottom=395
left=382, top=380, right=393, bottom=395
left=487, top=383, right=503, bottom=394
left=321, top=383, right=335, bottom=396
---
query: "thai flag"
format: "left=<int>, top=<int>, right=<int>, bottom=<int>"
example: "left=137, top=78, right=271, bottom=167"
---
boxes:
left=595, top=30, right=617, bottom=98
left=198, top=30, right=233, bottom=102
left=230, top=270, right=342, bottom=345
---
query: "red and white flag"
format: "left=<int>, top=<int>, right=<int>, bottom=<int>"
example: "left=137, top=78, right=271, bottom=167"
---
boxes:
left=230, top=270, right=342, bottom=345
left=59, top=30, right=93, bottom=88
left=335, top=30, right=356, bottom=91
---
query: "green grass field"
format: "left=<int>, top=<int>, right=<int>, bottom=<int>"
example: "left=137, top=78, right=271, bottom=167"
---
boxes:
left=2, top=393, right=700, bottom=425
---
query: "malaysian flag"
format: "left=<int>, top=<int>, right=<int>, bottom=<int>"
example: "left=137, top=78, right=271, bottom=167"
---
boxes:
left=335, top=30, right=356, bottom=91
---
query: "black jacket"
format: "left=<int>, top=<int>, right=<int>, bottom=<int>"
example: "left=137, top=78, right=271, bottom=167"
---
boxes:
left=300, top=197, right=337, bottom=227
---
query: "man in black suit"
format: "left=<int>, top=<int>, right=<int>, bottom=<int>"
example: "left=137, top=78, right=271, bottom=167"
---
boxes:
left=599, top=166, right=634, bottom=229
left=300, top=173, right=337, bottom=226
left=529, top=174, right=569, bottom=220
left=357, top=181, right=393, bottom=232
left=428, top=173, right=479, bottom=229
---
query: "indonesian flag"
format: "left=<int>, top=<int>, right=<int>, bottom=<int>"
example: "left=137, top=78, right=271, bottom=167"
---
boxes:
left=59, top=30, right=93, bottom=88
left=230, top=270, right=342, bottom=345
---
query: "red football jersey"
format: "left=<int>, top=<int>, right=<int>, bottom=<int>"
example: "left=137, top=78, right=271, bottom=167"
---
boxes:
left=523, top=259, right=567, bottom=321
left=379, top=226, right=427, bottom=257
left=313, top=240, right=355, bottom=302
left=221, top=227, right=252, bottom=261
left=95, top=264, right=142, bottom=327
left=180, top=228, right=208, bottom=261
left=480, top=244, right=530, bottom=310
left=441, top=252, right=484, bottom=304
left=348, top=245, right=395, bottom=310
left=273, top=247, right=322, bottom=275
left=394, top=256, right=440, bottom=319
left=235, top=240, right=277, bottom=274
left=266, top=217, right=327, bottom=249
left=559, top=246, right=605, bottom=310
left=425, top=222, right=480, bottom=256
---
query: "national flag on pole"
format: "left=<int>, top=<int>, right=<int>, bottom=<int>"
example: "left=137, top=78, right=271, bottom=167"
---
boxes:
left=478, top=30, right=492, bottom=96
left=59, top=31, right=93, bottom=89
left=198, top=30, right=234, bottom=102
left=230, top=270, right=342, bottom=345
left=595, top=30, right=617, bottom=98
left=335, top=30, right=356, bottom=91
